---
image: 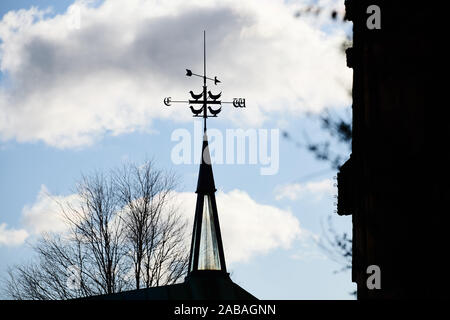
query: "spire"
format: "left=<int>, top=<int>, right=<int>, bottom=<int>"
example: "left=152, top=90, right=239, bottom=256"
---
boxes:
left=196, top=132, right=216, bottom=193
left=162, top=31, right=246, bottom=277
left=188, top=131, right=227, bottom=274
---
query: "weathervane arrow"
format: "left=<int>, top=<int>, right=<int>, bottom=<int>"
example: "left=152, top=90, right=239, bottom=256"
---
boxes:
left=186, top=69, right=221, bottom=85
left=163, top=31, right=245, bottom=132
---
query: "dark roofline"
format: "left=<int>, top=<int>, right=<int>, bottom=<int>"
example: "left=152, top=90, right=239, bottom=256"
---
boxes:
left=79, top=271, right=257, bottom=300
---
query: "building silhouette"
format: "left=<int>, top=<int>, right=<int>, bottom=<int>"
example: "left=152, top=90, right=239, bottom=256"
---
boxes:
left=84, top=132, right=255, bottom=300
left=338, top=1, right=442, bottom=298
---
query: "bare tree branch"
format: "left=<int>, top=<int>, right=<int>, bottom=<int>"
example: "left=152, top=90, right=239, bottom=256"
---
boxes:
left=2, top=161, right=189, bottom=300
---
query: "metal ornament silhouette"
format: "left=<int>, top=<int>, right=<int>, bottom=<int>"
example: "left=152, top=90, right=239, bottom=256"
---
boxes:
left=163, top=31, right=246, bottom=133
left=163, top=31, right=245, bottom=276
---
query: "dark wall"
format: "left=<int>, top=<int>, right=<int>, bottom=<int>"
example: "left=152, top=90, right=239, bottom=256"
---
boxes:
left=338, top=1, right=446, bottom=298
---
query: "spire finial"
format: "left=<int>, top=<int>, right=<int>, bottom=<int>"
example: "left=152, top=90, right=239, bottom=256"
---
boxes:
left=163, top=31, right=246, bottom=134
left=203, top=30, right=206, bottom=86
left=162, top=32, right=246, bottom=276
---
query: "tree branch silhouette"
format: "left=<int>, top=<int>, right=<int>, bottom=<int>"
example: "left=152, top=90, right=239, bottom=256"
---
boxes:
left=3, top=161, right=189, bottom=300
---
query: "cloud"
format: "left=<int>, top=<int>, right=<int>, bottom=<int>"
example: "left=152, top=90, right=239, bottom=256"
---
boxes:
left=21, top=184, right=80, bottom=235
left=0, top=0, right=351, bottom=148
left=0, top=184, right=82, bottom=247
left=290, top=229, right=327, bottom=262
left=3, top=184, right=304, bottom=263
left=274, top=178, right=334, bottom=201
left=174, top=189, right=302, bottom=265
left=0, top=223, right=29, bottom=246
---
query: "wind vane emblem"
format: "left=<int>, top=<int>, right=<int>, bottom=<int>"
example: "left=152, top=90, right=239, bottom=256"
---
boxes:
left=163, top=31, right=246, bottom=131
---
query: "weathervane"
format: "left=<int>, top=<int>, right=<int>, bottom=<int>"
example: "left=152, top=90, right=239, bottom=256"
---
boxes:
left=163, top=31, right=246, bottom=132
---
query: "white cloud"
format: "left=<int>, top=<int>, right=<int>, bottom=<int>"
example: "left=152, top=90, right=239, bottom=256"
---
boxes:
left=0, top=185, right=78, bottom=246
left=0, top=184, right=81, bottom=246
left=21, top=184, right=80, bottom=235
left=0, top=223, right=29, bottom=246
left=174, top=189, right=302, bottom=265
left=290, top=229, right=327, bottom=261
left=275, top=178, right=334, bottom=201
left=0, top=0, right=351, bottom=148
left=3, top=184, right=304, bottom=263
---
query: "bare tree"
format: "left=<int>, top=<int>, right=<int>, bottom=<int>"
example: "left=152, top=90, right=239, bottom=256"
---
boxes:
left=3, top=162, right=189, bottom=300
left=288, top=2, right=353, bottom=170
left=317, top=215, right=352, bottom=273
left=282, top=108, right=352, bottom=170
left=283, top=4, right=354, bottom=295
left=114, top=162, right=188, bottom=289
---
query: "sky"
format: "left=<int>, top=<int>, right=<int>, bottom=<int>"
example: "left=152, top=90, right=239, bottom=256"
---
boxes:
left=0, top=0, right=355, bottom=299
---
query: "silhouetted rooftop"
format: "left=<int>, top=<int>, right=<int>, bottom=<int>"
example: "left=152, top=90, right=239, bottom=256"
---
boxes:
left=81, top=271, right=256, bottom=300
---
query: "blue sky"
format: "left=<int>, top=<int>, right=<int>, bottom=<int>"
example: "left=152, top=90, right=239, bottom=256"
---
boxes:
left=0, top=0, right=354, bottom=299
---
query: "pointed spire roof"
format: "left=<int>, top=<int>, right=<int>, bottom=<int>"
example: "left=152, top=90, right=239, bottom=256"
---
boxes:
left=161, top=31, right=248, bottom=289
left=196, top=132, right=216, bottom=194
left=188, top=131, right=227, bottom=275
